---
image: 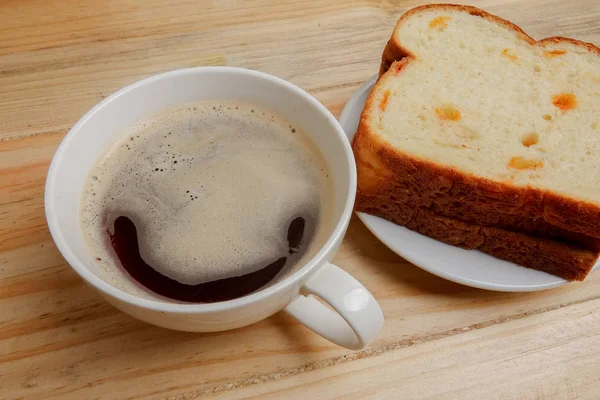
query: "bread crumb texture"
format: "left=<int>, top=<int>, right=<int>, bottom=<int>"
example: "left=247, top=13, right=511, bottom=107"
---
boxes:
left=379, top=90, right=391, bottom=111
left=369, top=6, right=600, bottom=202
left=501, top=48, right=517, bottom=61
left=429, top=16, right=451, bottom=29
left=435, top=105, right=461, bottom=121
left=508, top=156, right=544, bottom=170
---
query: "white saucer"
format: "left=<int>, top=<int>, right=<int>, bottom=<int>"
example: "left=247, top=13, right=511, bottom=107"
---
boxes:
left=339, top=75, right=598, bottom=292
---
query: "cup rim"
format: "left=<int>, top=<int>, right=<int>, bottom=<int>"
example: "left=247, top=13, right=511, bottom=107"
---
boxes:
left=45, top=66, right=357, bottom=313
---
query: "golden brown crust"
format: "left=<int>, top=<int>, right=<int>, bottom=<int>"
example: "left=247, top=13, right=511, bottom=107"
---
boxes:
left=362, top=204, right=597, bottom=281
left=411, top=207, right=596, bottom=281
left=355, top=4, right=600, bottom=280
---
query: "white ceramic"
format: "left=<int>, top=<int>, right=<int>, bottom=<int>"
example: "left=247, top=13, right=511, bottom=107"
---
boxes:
left=45, top=67, right=383, bottom=350
left=339, top=75, right=598, bottom=292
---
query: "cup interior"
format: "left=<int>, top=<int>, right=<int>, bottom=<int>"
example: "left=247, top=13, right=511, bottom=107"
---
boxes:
left=45, top=67, right=356, bottom=306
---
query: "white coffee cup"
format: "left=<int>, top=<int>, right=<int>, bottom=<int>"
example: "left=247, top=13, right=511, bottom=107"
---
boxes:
left=45, top=67, right=383, bottom=350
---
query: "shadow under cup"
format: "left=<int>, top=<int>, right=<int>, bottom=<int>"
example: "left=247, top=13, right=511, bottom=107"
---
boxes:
left=45, top=67, right=357, bottom=333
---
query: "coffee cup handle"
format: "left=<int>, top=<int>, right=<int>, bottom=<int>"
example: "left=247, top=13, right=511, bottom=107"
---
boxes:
left=284, top=262, right=383, bottom=350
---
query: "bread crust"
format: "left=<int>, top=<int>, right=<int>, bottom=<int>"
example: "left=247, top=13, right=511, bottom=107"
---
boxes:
left=380, top=4, right=600, bottom=75
left=354, top=4, right=600, bottom=279
left=361, top=205, right=598, bottom=281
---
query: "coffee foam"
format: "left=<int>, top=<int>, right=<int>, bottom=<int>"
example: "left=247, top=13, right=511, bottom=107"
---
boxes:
left=81, top=101, right=334, bottom=301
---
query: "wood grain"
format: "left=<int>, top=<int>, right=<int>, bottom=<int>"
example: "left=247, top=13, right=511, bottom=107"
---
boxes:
left=208, top=298, right=600, bottom=400
left=1, top=0, right=600, bottom=399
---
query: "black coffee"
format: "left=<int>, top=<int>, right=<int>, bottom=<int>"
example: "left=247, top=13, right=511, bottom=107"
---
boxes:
left=109, top=215, right=305, bottom=302
left=81, top=101, right=333, bottom=302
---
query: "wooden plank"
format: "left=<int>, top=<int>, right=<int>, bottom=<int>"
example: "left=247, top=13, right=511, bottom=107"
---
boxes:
left=3, top=130, right=600, bottom=399
left=205, top=298, right=600, bottom=400
left=2, top=0, right=600, bottom=141
left=1, top=0, right=600, bottom=399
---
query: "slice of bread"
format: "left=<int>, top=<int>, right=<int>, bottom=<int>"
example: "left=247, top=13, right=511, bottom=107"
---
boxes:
left=353, top=4, right=600, bottom=279
left=363, top=203, right=598, bottom=281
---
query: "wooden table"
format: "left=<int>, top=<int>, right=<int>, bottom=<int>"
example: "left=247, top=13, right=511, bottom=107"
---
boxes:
left=2, top=0, right=600, bottom=398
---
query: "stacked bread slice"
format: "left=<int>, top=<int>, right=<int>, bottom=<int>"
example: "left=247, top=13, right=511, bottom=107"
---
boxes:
left=352, top=4, right=600, bottom=280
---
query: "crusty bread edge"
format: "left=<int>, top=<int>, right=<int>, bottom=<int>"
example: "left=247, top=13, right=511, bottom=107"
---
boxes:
left=362, top=204, right=598, bottom=281
left=356, top=3, right=600, bottom=239
left=380, top=4, right=600, bottom=75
